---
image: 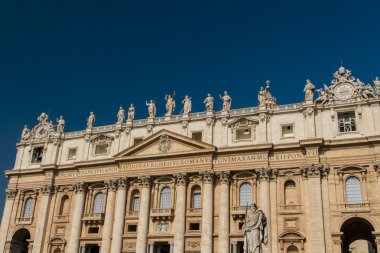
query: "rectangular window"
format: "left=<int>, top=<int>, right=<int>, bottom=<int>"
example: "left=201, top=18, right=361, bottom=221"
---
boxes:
left=239, top=222, right=244, bottom=230
left=133, top=138, right=143, bottom=145
left=132, top=197, right=140, bottom=212
left=88, top=227, right=99, bottom=234
left=191, top=132, right=202, bottom=142
left=95, top=144, right=108, bottom=155
left=236, top=128, right=252, bottom=141
left=127, top=224, right=137, bottom=232
left=67, top=148, right=77, bottom=160
left=282, top=125, right=294, bottom=138
left=31, top=147, right=44, bottom=164
left=189, top=223, right=200, bottom=231
left=338, top=112, right=357, bottom=132
left=192, top=193, right=201, bottom=209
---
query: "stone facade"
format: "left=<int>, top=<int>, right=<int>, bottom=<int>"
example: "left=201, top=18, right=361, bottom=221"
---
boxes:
left=2, top=67, right=380, bottom=253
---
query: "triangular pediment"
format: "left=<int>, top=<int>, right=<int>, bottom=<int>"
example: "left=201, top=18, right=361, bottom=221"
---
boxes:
left=114, top=129, right=215, bottom=159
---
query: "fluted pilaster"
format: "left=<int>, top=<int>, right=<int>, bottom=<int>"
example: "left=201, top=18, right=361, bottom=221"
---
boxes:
left=136, top=176, right=151, bottom=253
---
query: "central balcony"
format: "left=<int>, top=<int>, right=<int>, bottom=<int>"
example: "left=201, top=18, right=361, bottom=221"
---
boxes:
left=186, top=208, right=202, bottom=217
left=231, top=206, right=246, bottom=220
left=279, top=204, right=302, bottom=214
left=339, top=202, right=371, bottom=213
left=150, top=208, right=174, bottom=221
left=82, top=212, right=105, bottom=225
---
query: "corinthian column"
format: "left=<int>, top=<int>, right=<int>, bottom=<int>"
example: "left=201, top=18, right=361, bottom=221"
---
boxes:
left=173, top=174, right=188, bottom=253
left=110, top=178, right=128, bottom=253
left=257, top=167, right=276, bottom=253
left=101, top=180, right=117, bottom=253
left=32, top=185, right=55, bottom=253
left=136, top=176, right=151, bottom=253
left=201, top=171, right=214, bottom=253
left=67, top=182, right=87, bottom=253
left=300, top=165, right=329, bottom=253
left=0, top=189, right=18, bottom=252
left=217, top=172, right=230, bottom=253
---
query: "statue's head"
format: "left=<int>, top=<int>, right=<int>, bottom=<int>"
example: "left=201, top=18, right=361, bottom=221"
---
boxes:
left=150, top=99, right=153, bottom=103
left=131, top=103, right=134, bottom=107
left=224, top=91, right=228, bottom=95
left=260, top=87, right=264, bottom=91
left=90, top=112, right=94, bottom=115
left=208, top=93, right=211, bottom=97
left=249, top=203, right=257, bottom=211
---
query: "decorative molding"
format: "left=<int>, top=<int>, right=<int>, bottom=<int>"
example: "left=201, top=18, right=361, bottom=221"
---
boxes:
left=158, top=134, right=172, bottom=154
left=105, top=180, right=118, bottom=191
left=175, top=173, right=188, bottom=186
left=217, top=171, right=231, bottom=185
left=117, top=178, right=128, bottom=190
left=138, top=176, right=151, bottom=188
left=256, top=167, right=278, bottom=181
left=6, top=188, right=18, bottom=199
left=200, top=170, right=214, bottom=184
left=40, top=184, right=55, bottom=195
left=299, top=164, right=329, bottom=179
left=73, top=182, right=87, bottom=194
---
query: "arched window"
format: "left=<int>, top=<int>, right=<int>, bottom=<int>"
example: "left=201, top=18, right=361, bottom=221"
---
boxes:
left=284, top=180, right=297, bottom=205
left=239, top=183, right=252, bottom=206
left=346, top=177, right=362, bottom=204
left=131, top=190, right=140, bottom=212
left=93, top=193, right=104, bottom=213
left=59, top=195, right=70, bottom=215
left=191, top=185, right=201, bottom=209
left=23, top=198, right=33, bottom=218
left=160, top=187, right=171, bottom=209
left=287, top=245, right=299, bottom=253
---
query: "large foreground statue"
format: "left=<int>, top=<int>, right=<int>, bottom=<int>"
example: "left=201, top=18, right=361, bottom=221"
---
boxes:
left=243, top=203, right=268, bottom=253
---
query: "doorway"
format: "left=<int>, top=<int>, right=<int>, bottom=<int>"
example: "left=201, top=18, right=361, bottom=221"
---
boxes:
left=341, top=217, right=377, bottom=253
left=153, top=242, right=171, bottom=253
left=84, top=244, right=100, bottom=253
left=10, top=228, right=30, bottom=253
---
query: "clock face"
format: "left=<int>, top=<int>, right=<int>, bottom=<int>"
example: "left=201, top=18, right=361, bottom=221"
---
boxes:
left=334, top=83, right=355, bottom=100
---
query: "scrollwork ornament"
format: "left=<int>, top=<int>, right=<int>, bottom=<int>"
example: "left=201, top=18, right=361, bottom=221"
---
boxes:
left=206, top=117, right=214, bottom=126
left=73, top=182, right=88, bottom=194
left=299, top=164, right=329, bottom=179
left=117, top=178, right=128, bottom=190
left=200, top=170, right=214, bottom=184
left=6, top=189, right=18, bottom=199
left=40, top=184, right=55, bottom=195
left=256, top=167, right=270, bottom=181
left=138, top=176, right=151, bottom=188
left=105, top=180, right=118, bottom=191
left=175, top=173, right=188, bottom=186
left=217, top=171, right=231, bottom=185
left=147, top=124, right=154, bottom=132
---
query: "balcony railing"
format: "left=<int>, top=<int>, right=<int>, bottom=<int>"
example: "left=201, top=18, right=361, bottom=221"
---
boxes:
left=126, top=210, right=139, bottom=217
left=16, top=217, right=33, bottom=225
left=54, top=214, right=69, bottom=223
left=150, top=208, right=174, bottom=221
left=279, top=204, right=302, bottom=214
left=82, top=212, right=105, bottom=224
left=340, top=202, right=370, bottom=213
left=186, top=208, right=202, bottom=217
left=231, top=206, right=247, bottom=220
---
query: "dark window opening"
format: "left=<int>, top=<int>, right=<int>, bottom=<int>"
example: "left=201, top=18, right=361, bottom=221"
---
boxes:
left=192, top=132, right=202, bottom=142
left=88, top=227, right=99, bottom=234
left=127, top=224, right=137, bottom=232
left=189, top=223, right=200, bottom=231
left=31, top=147, right=44, bottom=163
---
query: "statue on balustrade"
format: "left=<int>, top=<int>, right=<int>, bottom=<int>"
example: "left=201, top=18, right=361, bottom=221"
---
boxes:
left=242, top=203, right=268, bottom=253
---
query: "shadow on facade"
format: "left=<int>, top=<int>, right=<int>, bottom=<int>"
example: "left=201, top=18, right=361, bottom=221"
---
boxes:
left=9, top=228, right=30, bottom=253
left=341, top=217, right=376, bottom=253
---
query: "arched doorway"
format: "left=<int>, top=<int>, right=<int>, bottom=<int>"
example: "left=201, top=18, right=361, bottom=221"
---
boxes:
left=10, top=228, right=31, bottom=253
left=341, top=217, right=377, bottom=253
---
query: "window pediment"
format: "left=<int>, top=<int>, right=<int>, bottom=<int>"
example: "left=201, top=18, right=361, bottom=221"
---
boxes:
left=227, top=117, right=258, bottom=129
left=89, top=134, right=114, bottom=144
left=337, top=165, right=367, bottom=175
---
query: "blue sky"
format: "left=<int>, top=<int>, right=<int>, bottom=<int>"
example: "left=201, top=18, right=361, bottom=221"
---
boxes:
left=0, top=0, right=380, bottom=216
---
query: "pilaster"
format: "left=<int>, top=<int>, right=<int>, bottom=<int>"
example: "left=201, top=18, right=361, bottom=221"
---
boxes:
left=136, top=176, right=152, bottom=253
left=173, top=173, right=188, bottom=253
left=0, top=189, right=18, bottom=252
left=217, top=171, right=230, bottom=253
left=200, top=171, right=214, bottom=253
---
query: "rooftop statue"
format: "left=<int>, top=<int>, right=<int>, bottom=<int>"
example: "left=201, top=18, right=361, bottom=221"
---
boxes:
left=374, top=77, right=380, bottom=93
left=56, top=116, right=65, bottom=133
left=146, top=100, right=156, bottom=118
left=128, top=103, right=135, bottom=121
left=21, top=125, right=30, bottom=140
left=117, top=106, right=125, bottom=124
left=204, top=93, right=214, bottom=111
left=165, top=92, right=176, bottom=117
left=87, top=112, right=96, bottom=129
left=220, top=91, right=231, bottom=112
left=243, top=203, right=268, bottom=253
left=182, top=95, right=192, bottom=114
left=258, top=87, right=266, bottom=107
left=258, top=81, right=276, bottom=109
left=304, top=79, right=316, bottom=102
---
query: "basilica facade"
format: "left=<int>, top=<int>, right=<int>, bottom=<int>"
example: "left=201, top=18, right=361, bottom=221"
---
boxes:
left=2, top=67, right=380, bottom=253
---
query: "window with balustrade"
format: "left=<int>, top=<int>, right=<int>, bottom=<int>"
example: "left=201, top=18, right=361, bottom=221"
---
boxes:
left=93, top=193, right=104, bottom=213
left=23, top=198, right=34, bottom=218
left=159, top=187, right=171, bottom=209
left=131, top=190, right=140, bottom=212
left=239, top=182, right=253, bottom=206
left=346, top=176, right=362, bottom=204
left=191, top=185, right=202, bottom=208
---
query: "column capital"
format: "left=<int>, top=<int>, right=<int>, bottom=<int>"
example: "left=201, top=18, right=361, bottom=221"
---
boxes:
left=217, top=171, right=231, bottom=185
left=138, top=176, right=151, bottom=188
left=256, top=167, right=278, bottom=181
left=299, top=164, right=329, bottom=179
left=40, top=184, right=55, bottom=195
left=117, top=177, right=128, bottom=190
left=104, top=179, right=118, bottom=191
left=200, top=170, right=214, bottom=184
left=174, top=173, right=188, bottom=186
left=73, top=182, right=88, bottom=194
left=6, top=188, right=18, bottom=199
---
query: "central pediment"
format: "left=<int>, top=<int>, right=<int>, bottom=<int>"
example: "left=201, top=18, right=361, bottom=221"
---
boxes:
left=114, top=129, right=215, bottom=160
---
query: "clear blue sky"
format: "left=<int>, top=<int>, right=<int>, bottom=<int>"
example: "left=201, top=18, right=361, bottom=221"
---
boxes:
left=0, top=0, right=380, bottom=216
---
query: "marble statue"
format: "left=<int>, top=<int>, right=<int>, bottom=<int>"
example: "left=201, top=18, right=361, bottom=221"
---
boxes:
left=165, top=93, right=176, bottom=116
left=204, top=93, right=214, bottom=111
left=117, top=106, right=125, bottom=124
left=258, top=87, right=266, bottom=106
left=374, top=77, right=380, bottom=93
left=358, top=84, right=375, bottom=100
left=220, top=91, right=231, bottom=112
left=242, top=203, right=268, bottom=253
left=182, top=95, right=192, bottom=114
left=304, top=79, right=316, bottom=102
left=56, top=116, right=65, bottom=133
left=21, top=125, right=30, bottom=140
left=87, top=112, right=96, bottom=129
left=146, top=100, right=156, bottom=118
left=128, top=104, right=135, bottom=121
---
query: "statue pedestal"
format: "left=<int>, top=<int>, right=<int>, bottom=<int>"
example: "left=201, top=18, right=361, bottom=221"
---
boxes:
left=126, top=119, right=133, bottom=126
left=85, top=128, right=92, bottom=134
left=206, top=110, right=214, bottom=117
left=164, top=115, right=171, bottom=121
